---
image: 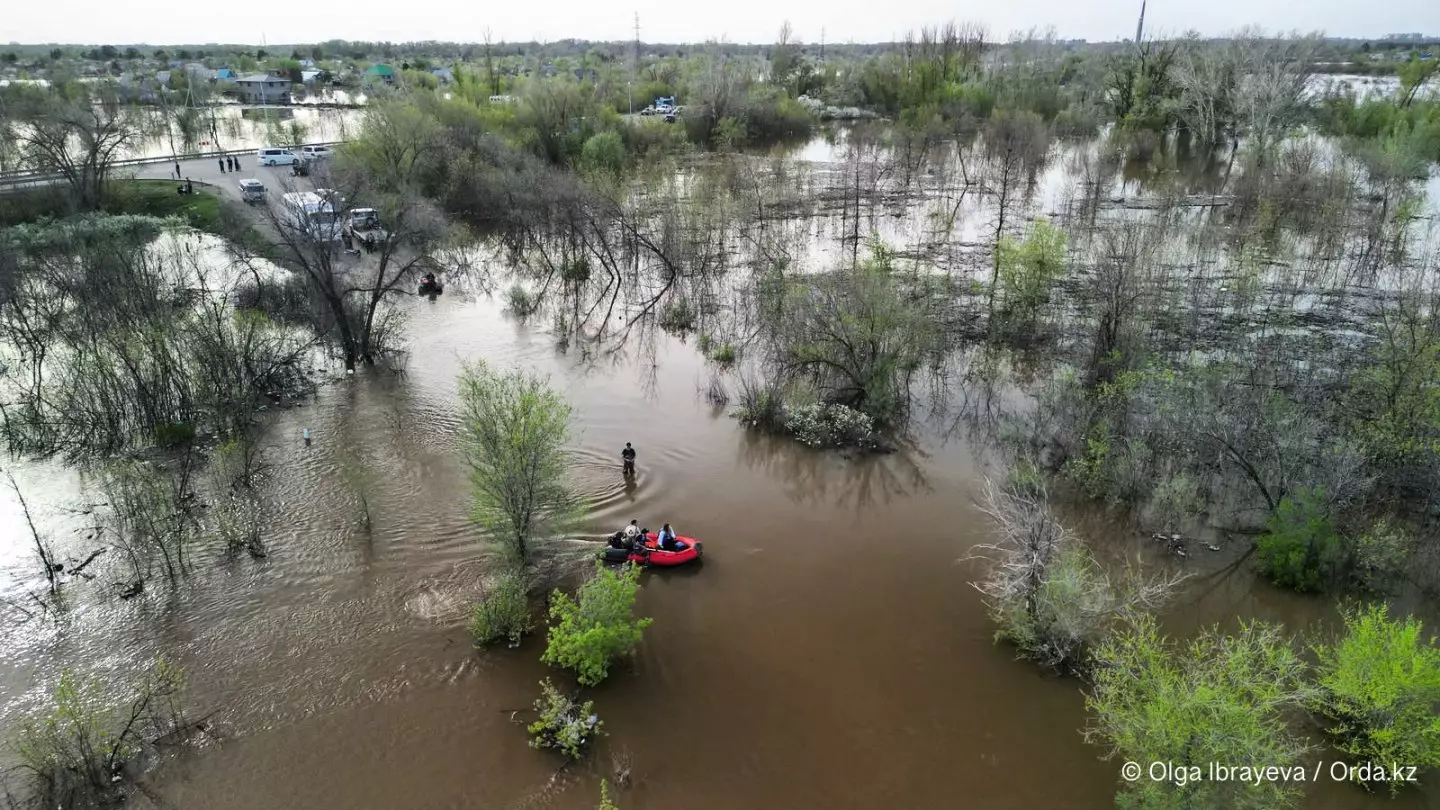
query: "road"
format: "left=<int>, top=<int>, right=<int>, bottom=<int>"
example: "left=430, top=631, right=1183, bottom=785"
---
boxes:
left=132, top=155, right=323, bottom=203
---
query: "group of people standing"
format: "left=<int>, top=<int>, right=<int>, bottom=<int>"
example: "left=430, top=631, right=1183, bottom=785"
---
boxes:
left=215, top=156, right=241, bottom=174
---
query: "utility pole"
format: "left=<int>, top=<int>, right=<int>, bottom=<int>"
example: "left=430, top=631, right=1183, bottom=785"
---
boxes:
left=820, top=27, right=825, bottom=61
left=1134, top=0, right=1147, bottom=50
left=631, top=12, right=640, bottom=115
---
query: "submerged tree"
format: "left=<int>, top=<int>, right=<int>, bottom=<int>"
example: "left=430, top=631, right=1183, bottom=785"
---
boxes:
left=11, top=81, right=142, bottom=211
left=457, top=361, right=579, bottom=564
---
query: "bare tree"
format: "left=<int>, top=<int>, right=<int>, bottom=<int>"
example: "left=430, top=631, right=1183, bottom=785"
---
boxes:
left=14, top=82, right=142, bottom=210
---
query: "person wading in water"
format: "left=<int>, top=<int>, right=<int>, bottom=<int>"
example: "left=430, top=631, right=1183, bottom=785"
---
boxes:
left=622, top=442, right=636, bottom=476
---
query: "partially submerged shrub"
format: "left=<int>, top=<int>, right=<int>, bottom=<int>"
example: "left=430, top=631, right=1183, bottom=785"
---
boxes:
left=658, top=297, right=696, bottom=331
left=732, top=376, right=786, bottom=432
left=598, top=778, right=620, bottom=810
left=17, top=660, right=189, bottom=808
left=1144, top=471, right=1204, bottom=534
left=1256, top=487, right=1347, bottom=593
left=781, top=402, right=877, bottom=449
left=709, top=343, right=737, bottom=364
left=471, top=569, right=534, bottom=648
left=527, top=678, right=602, bottom=759
left=972, top=478, right=1180, bottom=674
left=1312, top=604, right=1440, bottom=793
left=1086, top=615, right=1312, bottom=810
left=542, top=561, right=653, bottom=686
left=505, top=283, right=537, bottom=317
left=1352, top=518, right=1412, bottom=593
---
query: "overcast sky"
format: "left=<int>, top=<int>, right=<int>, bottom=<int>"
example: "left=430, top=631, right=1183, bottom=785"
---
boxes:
left=2, top=0, right=1437, bottom=47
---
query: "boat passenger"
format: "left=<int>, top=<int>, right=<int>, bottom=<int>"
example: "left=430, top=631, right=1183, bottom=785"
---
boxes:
left=658, top=523, right=679, bottom=551
left=622, top=519, right=642, bottom=546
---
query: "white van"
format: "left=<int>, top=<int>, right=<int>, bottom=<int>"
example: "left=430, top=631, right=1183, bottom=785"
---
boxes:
left=257, top=147, right=298, bottom=166
left=300, top=145, right=332, bottom=159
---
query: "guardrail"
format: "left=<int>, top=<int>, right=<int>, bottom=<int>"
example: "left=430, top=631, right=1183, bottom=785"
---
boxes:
left=0, top=141, right=344, bottom=189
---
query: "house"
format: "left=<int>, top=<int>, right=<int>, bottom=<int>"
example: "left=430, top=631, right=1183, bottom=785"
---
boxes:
left=573, top=68, right=597, bottom=83
left=235, top=73, right=291, bottom=103
left=299, top=59, right=315, bottom=68
left=430, top=67, right=454, bottom=83
left=214, top=68, right=236, bottom=81
left=155, top=71, right=172, bottom=86
left=364, top=64, right=396, bottom=83
left=301, top=69, right=324, bottom=85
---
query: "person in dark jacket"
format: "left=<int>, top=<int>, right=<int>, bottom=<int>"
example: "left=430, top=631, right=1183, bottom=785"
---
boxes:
left=621, top=442, right=636, bottom=475
left=218, top=157, right=226, bottom=173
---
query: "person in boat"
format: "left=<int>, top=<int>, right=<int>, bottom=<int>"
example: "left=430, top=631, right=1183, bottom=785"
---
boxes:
left=621, top=442, right=636, bottom=475
left=622, top=519, right=642, bottom=547
left=657, top=523, right=680, bottom=552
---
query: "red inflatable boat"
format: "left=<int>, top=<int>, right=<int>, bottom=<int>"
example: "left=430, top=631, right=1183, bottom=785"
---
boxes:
left=600, top=532, right=703, bottom=567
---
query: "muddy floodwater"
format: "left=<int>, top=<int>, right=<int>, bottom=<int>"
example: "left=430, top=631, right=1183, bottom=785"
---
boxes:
left=0, top=290, right=1427, bottom=809
left=4, top=129, right=1440, bottom=808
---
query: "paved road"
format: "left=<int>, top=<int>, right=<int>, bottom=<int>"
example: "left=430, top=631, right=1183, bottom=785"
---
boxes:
left=132, top=156, right=320, bottom=203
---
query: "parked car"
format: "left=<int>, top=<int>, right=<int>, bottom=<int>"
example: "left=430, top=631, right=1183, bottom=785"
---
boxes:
left=301, top=145, right=333, bottom=159
left=257, top=147, right=298, bottom=166
left=639, top=106, right=655, bottom=116
left=238, top=178, right=267, bottom=204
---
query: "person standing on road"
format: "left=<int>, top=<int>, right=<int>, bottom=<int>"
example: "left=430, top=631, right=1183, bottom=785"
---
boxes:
left=230, top=156, right=238, bottom=172
left=218, top=157, right=226, bottom=174
left=174, top=161, right=181, bottom=179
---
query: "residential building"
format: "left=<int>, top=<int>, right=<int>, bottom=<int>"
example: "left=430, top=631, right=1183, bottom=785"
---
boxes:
left=235, top=73, right=292, bottom=103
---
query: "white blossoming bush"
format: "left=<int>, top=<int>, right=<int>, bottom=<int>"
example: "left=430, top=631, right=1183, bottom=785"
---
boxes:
left=782, top=403, right=877, bottom=449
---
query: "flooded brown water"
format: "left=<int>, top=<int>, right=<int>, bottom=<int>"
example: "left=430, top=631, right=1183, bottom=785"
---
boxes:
left=3, top=131, right=1439, bottom=809
left=0, top=290, right=1426, bottom=810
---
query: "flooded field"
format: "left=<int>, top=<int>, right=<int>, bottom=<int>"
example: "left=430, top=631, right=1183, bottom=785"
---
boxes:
left=1, top=124, right=1438, bottom=809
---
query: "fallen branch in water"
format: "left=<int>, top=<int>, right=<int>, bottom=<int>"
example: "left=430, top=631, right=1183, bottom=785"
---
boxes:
left=69, top=548, right=107, bottom=576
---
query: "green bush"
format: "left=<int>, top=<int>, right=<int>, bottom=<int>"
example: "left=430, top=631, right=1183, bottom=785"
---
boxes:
left=505, top=283, right=537, bottom=317
left=580, top=131, right=627, bottom=175
left=1353, top=518, right=1412, bottom=593
left=526, top=677, right=602, bottom=759
left=1255, top=487, right=1346, bottom=593
left=1086, top=615, right=1311, bottom=810
left=658, top=297, right=696, bottom=331
left=471, top=569, right=534, bottom=647
left=709, top=343, right=737, bottom=364
left=598, top=779, right=620, bottom=810
left=542, top=561, right=653, bottom=686
left=1312, top=604, right=1440, bottom=792
left=992, top=542, right=1119, bottom=672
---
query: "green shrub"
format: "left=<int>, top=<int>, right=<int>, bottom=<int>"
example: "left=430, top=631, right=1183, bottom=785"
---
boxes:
left=581, top=131, right=627, bottom=175
left=1004, top=458, right=1046, bottom=499
left=1086, top=615, right=1311, bottom=810
left=1312, top=604, right=1440, bottom=793
left=733, top=376, right=786, bottom=433
left=598, top=779, right=620, bottom=810
left=1146, top=472, right=1204, bottom=533
left=1353, top=518, right=1412, bottom=593
left=992, top=543, right=1119, bottom=672
left=505, top=283, right=537, bottom=317
left=709, top=343, right=737, bottom=364
left=471, top=569, right=534, bottom=647
left=1255, top=487, right=1346, bottom=593
left=526, top=677, right=602, bottom=759
left=542, top=561, right=653, bottom=686
left=658, top=297, right=696, bottom=331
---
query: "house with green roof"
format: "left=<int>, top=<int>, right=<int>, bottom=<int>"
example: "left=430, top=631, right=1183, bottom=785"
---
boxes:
left=364, top=64, right=395, bottom=83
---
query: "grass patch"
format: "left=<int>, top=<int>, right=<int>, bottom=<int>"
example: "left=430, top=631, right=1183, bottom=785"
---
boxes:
left=0, top=180, right=222, bottom=233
